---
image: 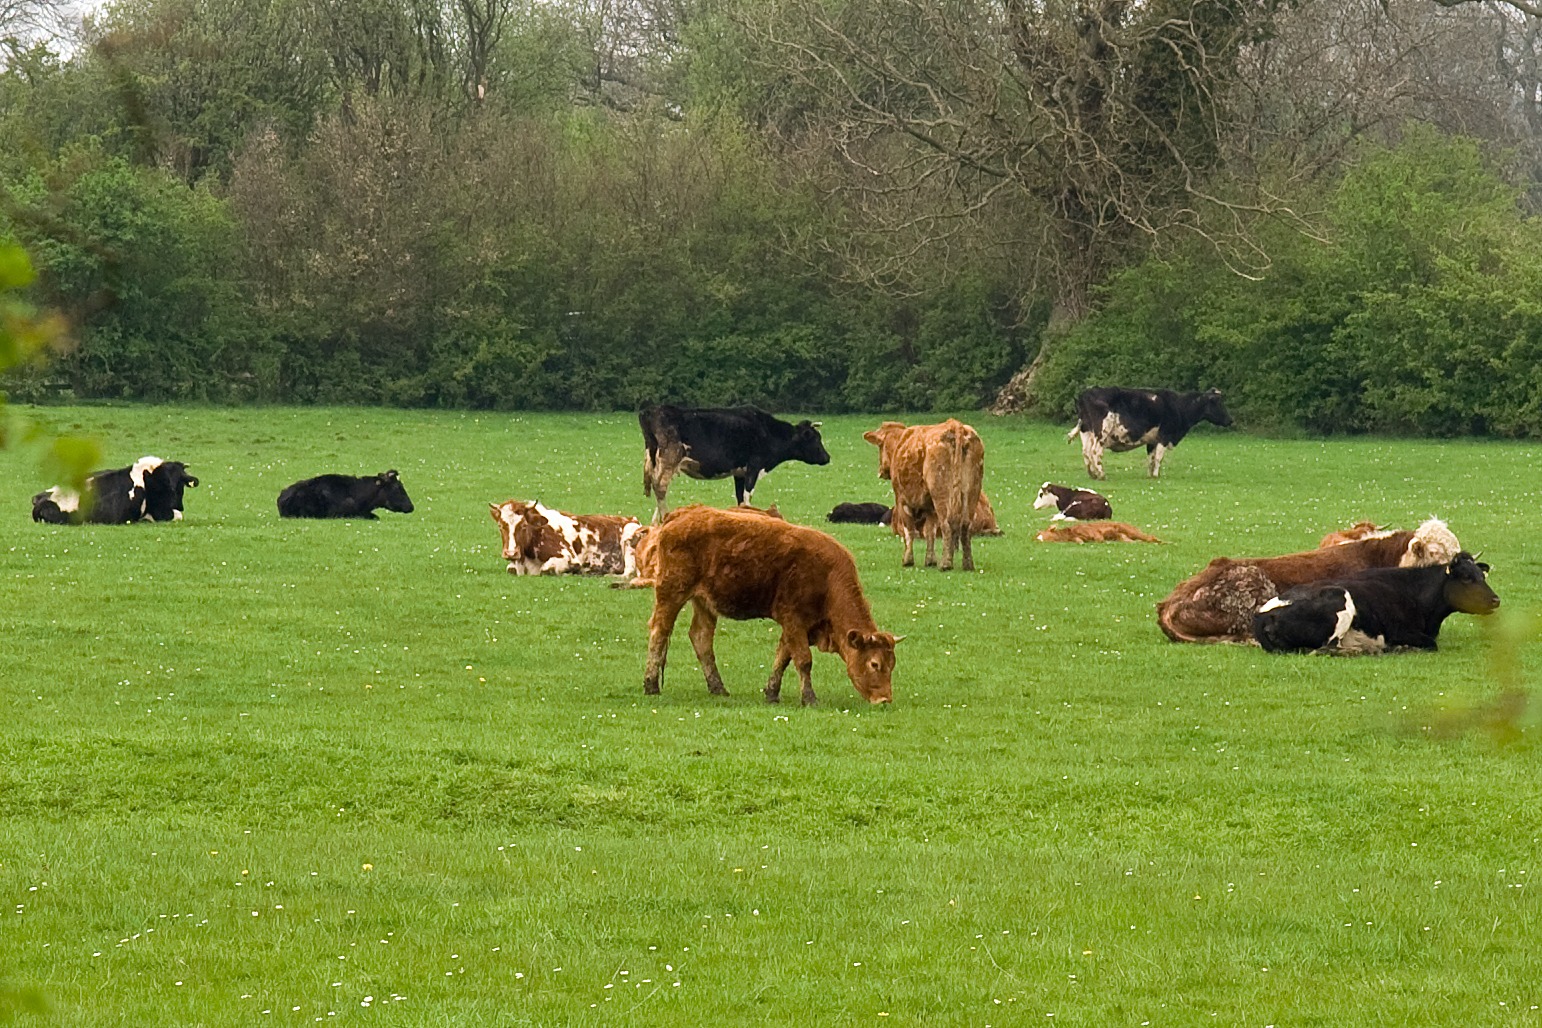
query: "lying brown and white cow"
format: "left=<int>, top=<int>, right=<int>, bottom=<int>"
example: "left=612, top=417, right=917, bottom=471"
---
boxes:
left=1036, top=521, right=1160, bottom=543
left=1156, top=517, right=1461, bottom=644
left=489, top=499, right=643, bottom=576
left=642, top=505, right=899, bottom=705
left=863, top=419, right=985, bottom=571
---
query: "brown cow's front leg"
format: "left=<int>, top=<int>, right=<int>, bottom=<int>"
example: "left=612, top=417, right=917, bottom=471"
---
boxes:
left=688, top=600, right=729, bottom=696
left=764, top=639, right=792, bottom=704
left=644, top=591, right=686, bottom=694
left=785, top=634, right=818, bottom=706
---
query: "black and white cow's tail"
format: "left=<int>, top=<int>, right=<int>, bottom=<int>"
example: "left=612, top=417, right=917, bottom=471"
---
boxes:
left=639, top=409, right=661, bottom=499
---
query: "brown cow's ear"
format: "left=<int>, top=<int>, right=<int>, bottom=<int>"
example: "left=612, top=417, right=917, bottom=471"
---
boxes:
left=846, top=629, right=863, bottom=649
left=1409, top=539, right=1427, bottom=561
left=862, top=431, right=881, bottom=445
left=489, top=503, right=501, bottom=518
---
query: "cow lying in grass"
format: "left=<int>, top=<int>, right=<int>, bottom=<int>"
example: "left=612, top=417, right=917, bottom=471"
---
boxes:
left=1033, top=482, right=1112, bottom=521
left=642, top=505, right=898, bottom=705
left=1036, top=522, right=1160, bottom=543
left=1253, top=552, right=1499, bottom=654
left=1156, top=518, right=1462, bottom=644
left=33, top=457, right=199, bottom=524
left=490, top=499, right=643, bottom=576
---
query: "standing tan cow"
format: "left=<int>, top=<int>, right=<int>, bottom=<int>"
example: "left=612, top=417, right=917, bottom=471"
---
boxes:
left=863, top=419, right=985, bottom=571
left=643, top=506, right=898, bottom=705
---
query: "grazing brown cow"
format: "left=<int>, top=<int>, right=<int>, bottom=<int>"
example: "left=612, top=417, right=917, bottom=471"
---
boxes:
left=1319, top=521, right=1386, bottom=547
left=1157, top=517, right=1462, bottom=644
left=863, top=419, right=986, bottom=571
left=489, top=499, right=643, bottom=576
left=615, top=504, right=783, bottom=589
left=642, top=505, right=899, bottom=705
left=1036, top=521, right=1161, bottom=543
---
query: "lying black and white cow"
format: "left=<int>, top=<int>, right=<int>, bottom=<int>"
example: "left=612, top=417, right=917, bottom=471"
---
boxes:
left=1252, top=552, right=1499, bottom=654
left=639, top=404, right=830, bottom=522
left=1068, top=387, right=1232, bottom=479
left=32, top=456, right=199, bottom=524
left=1033, top=482, right=1112, bottom=520
left=277, top=470, right=415, bottom=519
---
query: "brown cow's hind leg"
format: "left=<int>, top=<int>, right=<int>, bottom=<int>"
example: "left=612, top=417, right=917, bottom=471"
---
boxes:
left=688, top=601, right=729, bottom=696
left=644, top=592, right=686, bottom=694
left=764, top=639, right=792, bottom=704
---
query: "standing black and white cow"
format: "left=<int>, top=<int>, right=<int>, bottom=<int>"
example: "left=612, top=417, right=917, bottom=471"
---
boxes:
left=1252, top=552, right=1500, bottom=654
left=32, top=456, right=199, bottom=524
left=277, top=470, right=415, bottom=519
left=639, top=404, right=830, bottom=522
left=1068, top=387, right=1232, bottom=479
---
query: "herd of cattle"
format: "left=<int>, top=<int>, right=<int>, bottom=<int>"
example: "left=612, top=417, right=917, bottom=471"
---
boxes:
left=29, top=387, right=1501, bottom=704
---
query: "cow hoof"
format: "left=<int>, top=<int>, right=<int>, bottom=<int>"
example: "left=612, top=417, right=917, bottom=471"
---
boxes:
left=800, top=695, right=818, bottom=706
left=708, top=683, right=730, bottom=696
left=643, top=681, right=661, bottom=695
left=764, top=691, right=781, bottom=704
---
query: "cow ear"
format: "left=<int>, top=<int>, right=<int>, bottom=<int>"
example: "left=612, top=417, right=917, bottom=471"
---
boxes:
left=845, top=629, right=863, bottom=649
left=1478, top=562, right=1492, bottom=573
left=383, top=469, right=399, bottom=480
left=862, top=430, right=881, bottom=445
left=489, top=502, right=501, bottom=518
left=1409, top=539, right=1427, bottom=561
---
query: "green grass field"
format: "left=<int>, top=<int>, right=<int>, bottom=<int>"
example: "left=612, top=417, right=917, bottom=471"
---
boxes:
left=4, top=405, right=1541, bottom=1026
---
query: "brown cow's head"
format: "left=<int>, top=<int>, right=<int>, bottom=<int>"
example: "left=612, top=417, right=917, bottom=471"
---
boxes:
left=490, top=500, right=539, bottom=564
left=842, top=629, right=899, bottom=704
left=862, top=422, right=907, bottom=480
left=1402, top=518, right=1461, bottom=567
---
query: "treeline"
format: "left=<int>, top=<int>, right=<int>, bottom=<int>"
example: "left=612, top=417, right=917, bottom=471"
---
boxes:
left=3, top=0, right=1542, bottom=432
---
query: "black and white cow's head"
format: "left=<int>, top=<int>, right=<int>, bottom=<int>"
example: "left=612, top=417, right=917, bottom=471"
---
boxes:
left=138, top=459, right=200, bottom=522
left=373, top=470, right=415, bottom=514
left=789, top=421, right=832, bottom=468
left=1195, top=388, right=1233, bottom=429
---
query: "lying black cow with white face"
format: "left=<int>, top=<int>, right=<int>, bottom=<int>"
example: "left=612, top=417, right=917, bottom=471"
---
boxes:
left=277, top=470, right=415, bottom=519
left=1033, top=482, right=1112, bottom=521
left=639, top=404, right=830, bottom=522
left=32, top=457, right=199, bottom=524
left=1252, top=552, right=1499, bottom=654
left=1068, top=387, right=1232, bottom=479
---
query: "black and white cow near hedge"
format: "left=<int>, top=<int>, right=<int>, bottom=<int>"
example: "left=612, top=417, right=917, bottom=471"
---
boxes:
left=32, top=457, right=199, bottom=524
left=277, top=470, right=415, bottom=519
left=1068, top=387, right=1233, bottom=479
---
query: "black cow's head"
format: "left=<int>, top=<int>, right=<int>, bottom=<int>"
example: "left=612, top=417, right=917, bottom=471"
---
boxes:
left=141, top=461, right=200, bottom=522
left=1445, top=552, right=1500, bottom=615
left=791, top=420, right=831, bottom=466
left=375, top=470, right=415, bottom=514
left=1198, top=388, right=1233, bottom=428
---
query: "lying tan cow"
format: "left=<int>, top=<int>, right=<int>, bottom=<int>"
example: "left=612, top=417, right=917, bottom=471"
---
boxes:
left=489, top=499, right=643, bottom=576
left=1036, top=521, right=1161, bottom=543
left=614, top=504, right=783, bottom=589
left=642, top=505, right=899, bottom=705
left=863, top=419, right=985, bottom=571
left=1156, top=517, right=1462, bottom=643
left=1319, top=521, right=1385, bottom=547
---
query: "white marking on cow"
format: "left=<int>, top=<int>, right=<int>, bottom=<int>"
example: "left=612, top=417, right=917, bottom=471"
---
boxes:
left=1101, top=413, right=1160, bottom=449
left=619, top=521, right=643, bottom=578
left=1257, top=596, right=1290, bottom=613
left=172, top=509, right=183, bottom=521
left=1325, top=590, right=1356, bottom=647
left=128, top=456, right=165, bottom=492
left=45, top=487, right=80, bottom=513
left=1032, top=484, right=1057, bottom=510
left=1148, top=442, right=1169, bottom=477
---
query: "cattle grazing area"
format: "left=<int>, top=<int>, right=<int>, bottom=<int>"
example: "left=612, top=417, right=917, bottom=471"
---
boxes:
left=6, top=406, right=1542, bottom=1025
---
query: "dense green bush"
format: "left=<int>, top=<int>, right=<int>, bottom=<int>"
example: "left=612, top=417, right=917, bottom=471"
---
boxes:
left=1036, top=131, right=1542, bottom=437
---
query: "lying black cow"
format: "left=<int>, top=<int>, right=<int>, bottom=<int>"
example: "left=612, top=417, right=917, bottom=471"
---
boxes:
left=639, top=404, right=830, bottom=522
left=1252, top=552, right=1499, bottom=654
left=1068, top=387, right=1232, bottom=479
left=1033, top=482, right=1112, bottom=520
left=827, top=502, right=892, bottom=525
left=32, top=457, right=199, bottom=524
left=277, top=470, right=415, bottom=519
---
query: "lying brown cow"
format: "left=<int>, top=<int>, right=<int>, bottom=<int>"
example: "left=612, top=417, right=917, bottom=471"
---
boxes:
left=642, top=505, right=899, bottom=705
left=863, top=419, right=985, bottom=571
left=1319, top=521, right=1385, bottom=547
left=1157, top=517, right=1462, bottom=643
left=1036, top=521, right=1161, bottom=543
left=489, top=499, right=642, bottom=576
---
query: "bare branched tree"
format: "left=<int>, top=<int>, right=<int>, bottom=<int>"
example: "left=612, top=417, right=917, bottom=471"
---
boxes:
left=0, top=0, right=80, bottom=43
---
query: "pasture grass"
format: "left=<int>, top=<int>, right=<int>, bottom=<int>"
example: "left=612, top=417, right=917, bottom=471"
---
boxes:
left=3, top=404, right=1541, bottom=1026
